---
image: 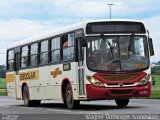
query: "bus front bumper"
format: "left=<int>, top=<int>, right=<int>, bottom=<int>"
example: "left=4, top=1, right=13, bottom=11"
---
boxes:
left=86, top=82, right=151, bottom=100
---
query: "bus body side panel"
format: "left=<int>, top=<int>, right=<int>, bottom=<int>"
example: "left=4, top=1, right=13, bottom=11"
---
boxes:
left=15, top=73, right=21, bottom=99
left=19, top=68, right=41, bottom=100
left=38, top=66, right=49, bottom=99
left=48, top=62, right=79, bottom=100
left=46, top=64, right=62, bottom=100
left=6, top=71, right=16, bottom=98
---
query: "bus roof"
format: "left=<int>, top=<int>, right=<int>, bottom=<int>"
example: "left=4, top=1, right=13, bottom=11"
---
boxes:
left=7, top=19, right=144, bottom=49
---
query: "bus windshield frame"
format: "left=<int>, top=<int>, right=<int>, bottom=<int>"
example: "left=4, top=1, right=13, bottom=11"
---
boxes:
left=86, top=35, right=149, bottom=73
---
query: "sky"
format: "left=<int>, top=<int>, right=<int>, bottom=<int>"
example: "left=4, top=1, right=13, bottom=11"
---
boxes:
left=0, top=0, right=160, bottom=65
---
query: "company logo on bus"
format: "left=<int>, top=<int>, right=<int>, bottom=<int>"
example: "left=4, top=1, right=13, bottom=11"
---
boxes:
left=20, top=70, right=39, bottom=81
left=118, top=82, right=124, bottom=87
left=51, top=68, right=62, bottom=78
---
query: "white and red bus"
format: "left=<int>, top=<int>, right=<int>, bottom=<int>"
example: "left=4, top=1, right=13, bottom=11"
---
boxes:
left=6, top=19, right=154, bottom=109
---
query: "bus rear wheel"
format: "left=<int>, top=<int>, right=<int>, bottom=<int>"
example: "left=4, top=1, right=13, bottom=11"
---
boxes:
left=115, top=99, right=129, bottom=107
left=65, top=84, right=80, bottom=109
left=23, top=86, right=40, bottom=107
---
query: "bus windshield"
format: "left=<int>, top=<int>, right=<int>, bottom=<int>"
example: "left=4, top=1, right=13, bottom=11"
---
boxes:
left=87, top=35, right=149, bottom=72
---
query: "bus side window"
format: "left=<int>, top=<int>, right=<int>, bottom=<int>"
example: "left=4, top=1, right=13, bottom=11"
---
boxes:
left=7, top=50, right=15, bottom=70
left=21, top=46, right=29, bottom=68
left=62, top=34, right=75, bottom=61
left=62, top=35, right=68, bottom=48
left=51, top=37, right=60, bottom=63
left=30, top=43, right=38, bottom=66
left=40, top=40, right=49, bottom=65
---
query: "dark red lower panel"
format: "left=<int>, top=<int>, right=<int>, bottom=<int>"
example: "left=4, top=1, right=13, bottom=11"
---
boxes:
left=86, top=82, right=151, bottom=100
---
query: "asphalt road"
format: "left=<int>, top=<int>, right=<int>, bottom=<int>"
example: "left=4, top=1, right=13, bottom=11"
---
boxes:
left=0, top=96, right=160, bottom=120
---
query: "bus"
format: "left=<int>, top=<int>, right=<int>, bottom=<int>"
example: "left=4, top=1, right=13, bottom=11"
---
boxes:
left=6, top=19, right=154, bottom=109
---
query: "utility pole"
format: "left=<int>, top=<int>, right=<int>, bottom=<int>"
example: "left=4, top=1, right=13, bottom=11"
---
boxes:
left=107, top=4, right=114, bottom=19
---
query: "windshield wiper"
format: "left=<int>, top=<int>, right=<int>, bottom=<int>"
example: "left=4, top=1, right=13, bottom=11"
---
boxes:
left=100, top=34, right=114, bottom=57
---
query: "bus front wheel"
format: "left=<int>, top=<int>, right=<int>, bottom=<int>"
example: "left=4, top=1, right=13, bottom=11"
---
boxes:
left=115, top=99, right=129, bottom=107
left=23, top=86, right=40, bottom=107
left=65, top=84, right=80, bottom=109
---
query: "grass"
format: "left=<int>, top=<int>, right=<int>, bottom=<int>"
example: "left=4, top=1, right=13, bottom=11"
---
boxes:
left=150, top=75, right=160, bottom=99
left=151, top=74, right=160, bottom=90
left=0, top=78, right=6, bottom=89
left=0, top=89, right=6, bottom=96
left=0, top=78, right=6, bottom=96
left=150, top=90, right=160, bottom=99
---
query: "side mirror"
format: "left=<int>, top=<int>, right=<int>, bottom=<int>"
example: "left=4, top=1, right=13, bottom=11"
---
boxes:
left=149, top=38, right=154, bottom=56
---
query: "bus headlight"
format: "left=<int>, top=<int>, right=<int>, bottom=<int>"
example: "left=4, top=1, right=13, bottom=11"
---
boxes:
left=138, top=74, right=150, bottom=86
left=86, top=75, right=105, bottom=87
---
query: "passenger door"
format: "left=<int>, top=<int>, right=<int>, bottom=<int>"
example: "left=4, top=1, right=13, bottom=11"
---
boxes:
left=15, top=51, right=21, bottom=99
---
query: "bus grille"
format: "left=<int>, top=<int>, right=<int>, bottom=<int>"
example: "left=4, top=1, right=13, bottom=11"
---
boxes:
left=101, top=74, right=139, bottom=81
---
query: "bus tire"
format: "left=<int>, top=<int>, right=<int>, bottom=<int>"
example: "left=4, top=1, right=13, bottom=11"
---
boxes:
left=115, top=99, right=129, bottom=107
left=65, top=84, right=80, bottom=109
left=23, top=86, right=40, bottom=107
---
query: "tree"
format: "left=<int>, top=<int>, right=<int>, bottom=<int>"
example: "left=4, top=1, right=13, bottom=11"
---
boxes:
left=0, top=65, right=6, bottom=78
